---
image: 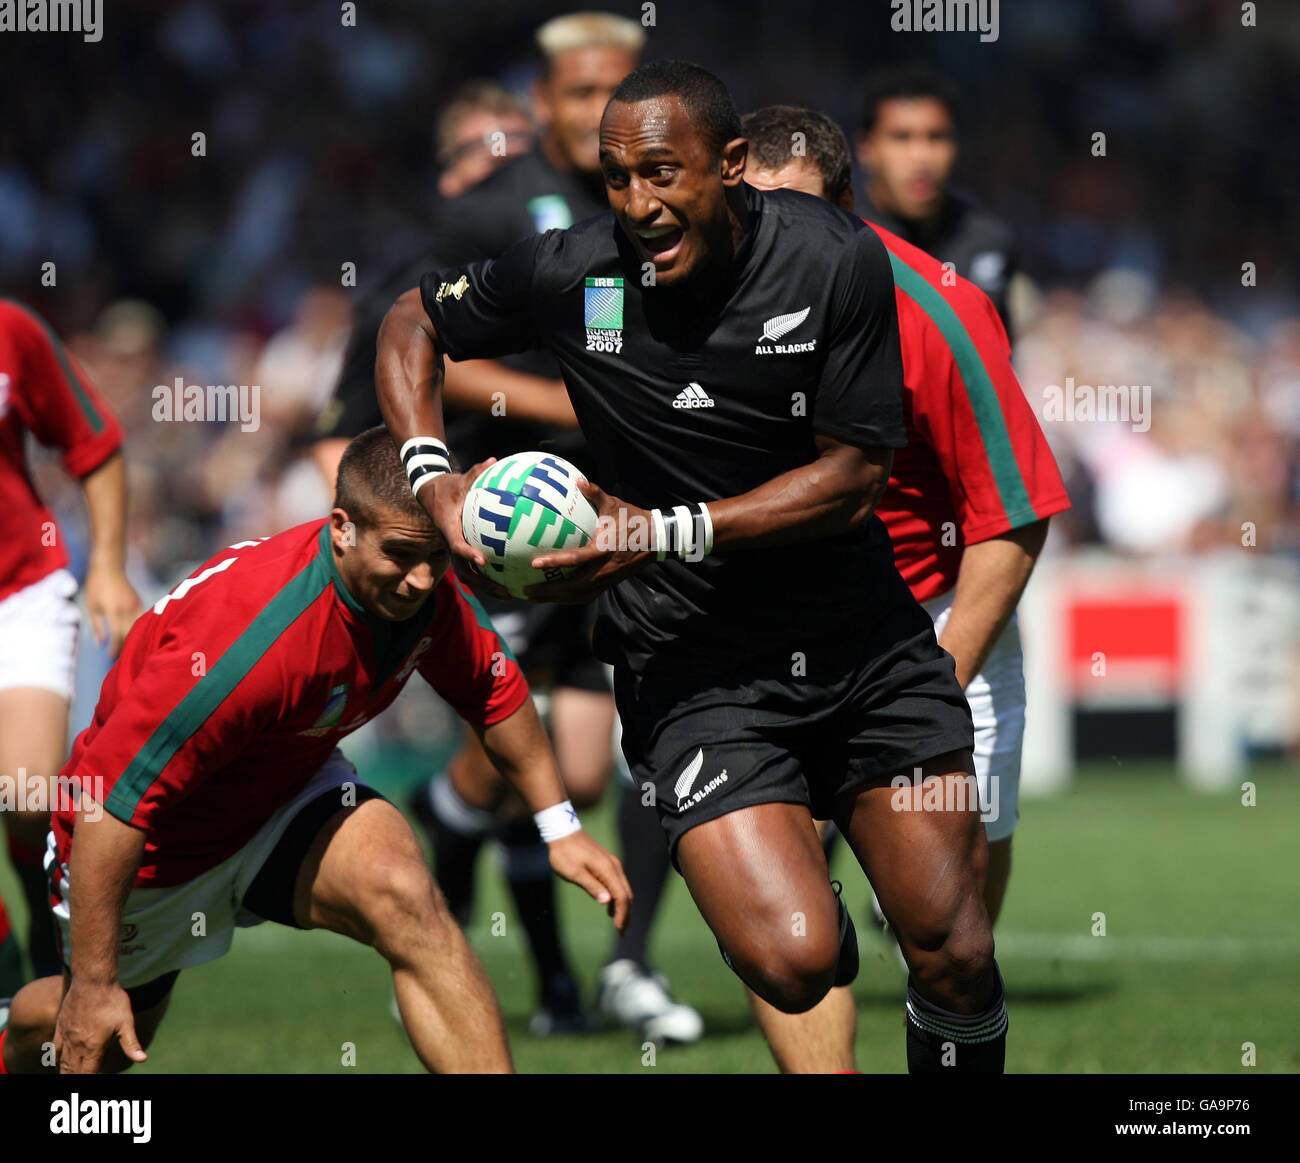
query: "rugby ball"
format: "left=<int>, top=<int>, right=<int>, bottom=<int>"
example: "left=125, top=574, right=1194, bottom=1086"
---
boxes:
left=461, top=452, right=598, bottom=598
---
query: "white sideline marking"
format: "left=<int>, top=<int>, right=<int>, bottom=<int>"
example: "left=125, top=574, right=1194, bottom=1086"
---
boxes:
left=232, top=923, right=1300, bottom=964
left=993, top=932, right=1300, bottom=963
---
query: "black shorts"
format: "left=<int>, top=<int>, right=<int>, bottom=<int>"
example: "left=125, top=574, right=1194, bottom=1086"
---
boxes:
left=614, top=590, right=974, bottom=869
left=477, top=594, right=610, bottom=693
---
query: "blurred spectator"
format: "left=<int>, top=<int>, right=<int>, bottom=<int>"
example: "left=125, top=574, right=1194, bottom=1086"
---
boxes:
left=435, top=82, right=534, bottom=199
left=253, top=284, right=352, bottom=435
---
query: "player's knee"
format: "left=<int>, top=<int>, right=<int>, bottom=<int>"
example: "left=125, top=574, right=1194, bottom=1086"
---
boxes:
left=743, top=933, right=839, bottom=1014
left=911, top=912, right=995, bottom=995
left=359, top=858, right=447, bottom=958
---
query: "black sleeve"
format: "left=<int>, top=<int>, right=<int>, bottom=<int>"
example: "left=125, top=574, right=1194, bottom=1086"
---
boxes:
left=812, top=226, right=907, bottom=449
left=315, top=251, right=442, bottom=440
left=419, top=232, right=554, bottom=363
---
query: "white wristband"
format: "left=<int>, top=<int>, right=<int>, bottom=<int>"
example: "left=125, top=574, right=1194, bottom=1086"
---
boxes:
left=672, top=504, right=694, bottom=558
left=649, top=503, right=713, bottom=560
left=399, top=436, right=451, bottom=499
left=534, top=799, right=582, bottom=843
left=698, top=502, right=714, bottom=556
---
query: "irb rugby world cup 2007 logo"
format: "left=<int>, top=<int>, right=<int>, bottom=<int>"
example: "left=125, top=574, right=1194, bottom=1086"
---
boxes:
left=584, top=277, right=624, bottom=355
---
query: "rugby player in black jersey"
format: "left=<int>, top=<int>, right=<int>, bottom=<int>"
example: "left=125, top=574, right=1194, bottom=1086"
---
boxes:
left=376, top=61, right=1008, bottom=1073
left=318, top=16, right=702, bottom=1043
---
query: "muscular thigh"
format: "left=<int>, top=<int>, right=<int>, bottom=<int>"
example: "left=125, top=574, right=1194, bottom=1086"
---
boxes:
left=833, top=749, right=987, bottom=948
left=293, top=797, right=435, bottom=939
left=677, top=802, right=837, bottom=957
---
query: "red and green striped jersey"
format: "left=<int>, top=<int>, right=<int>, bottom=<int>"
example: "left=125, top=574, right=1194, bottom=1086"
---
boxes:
left=0, top=299, right=123, bottom=602
left=53, top=519, right=528, bottom=887
left=866, top=224, right=1070, bottom=602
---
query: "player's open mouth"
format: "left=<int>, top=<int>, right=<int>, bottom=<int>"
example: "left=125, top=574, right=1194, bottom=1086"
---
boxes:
left=636, top=224, right=684, bottom=262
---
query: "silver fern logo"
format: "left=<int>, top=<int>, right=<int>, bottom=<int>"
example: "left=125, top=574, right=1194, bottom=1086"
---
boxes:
left=674, top=749, right=729, bottom=811
left=674, top=749, right=704, bottom=806
left=756, top=307, right=816, bottom=355
left=761, top=307, right=810, bottom=342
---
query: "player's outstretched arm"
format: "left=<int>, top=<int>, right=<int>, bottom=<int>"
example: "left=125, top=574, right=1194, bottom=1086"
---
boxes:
left=80, top=451, right=142, bottom=657
left=528, top=433, right=892, bottom=602
left=474, top=698, right=632, bottom=932
left=375, top=288, right=491, bottom=567
left=57, top=801, right=148, bottom=1073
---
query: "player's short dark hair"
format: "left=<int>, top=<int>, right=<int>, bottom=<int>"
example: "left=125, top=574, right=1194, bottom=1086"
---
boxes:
left=608, top=60, right=742, bottom=159
left=860, top=65, right=960, bottom=134
left=333, top=426, right=435, bottom=532
left=741, top=106, right=852, bottom=207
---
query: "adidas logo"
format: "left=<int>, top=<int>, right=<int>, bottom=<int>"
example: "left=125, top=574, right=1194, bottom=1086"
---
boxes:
left=673, top=382, right=714, bottom=409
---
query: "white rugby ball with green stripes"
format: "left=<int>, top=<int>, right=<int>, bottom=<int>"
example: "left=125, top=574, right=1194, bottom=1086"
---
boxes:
left=461, top=451, right=598, bottom=598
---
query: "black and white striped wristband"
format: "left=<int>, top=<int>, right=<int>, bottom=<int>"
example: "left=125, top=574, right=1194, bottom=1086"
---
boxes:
left=399, top=437, right=452, bottom=499
left=650, top=503, right=714, bottom=562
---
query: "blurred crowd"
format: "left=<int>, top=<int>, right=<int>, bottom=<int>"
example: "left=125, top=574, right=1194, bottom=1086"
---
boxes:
left=1017, top=276, right=1300, bottom=558
left=5, top=0, right=1298, bottom=599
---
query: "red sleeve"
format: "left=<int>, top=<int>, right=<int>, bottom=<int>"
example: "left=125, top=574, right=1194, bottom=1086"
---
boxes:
left=84, top=595, right=287, bottom=830
left=4, top=301, right=123, bottom=477
left=899, top=279, right=1070, bottom=546
left=418, top=576, right=530, bottom=726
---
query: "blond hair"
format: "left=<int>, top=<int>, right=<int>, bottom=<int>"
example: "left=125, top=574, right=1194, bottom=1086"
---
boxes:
left=535, top=11, right=645, bottom=67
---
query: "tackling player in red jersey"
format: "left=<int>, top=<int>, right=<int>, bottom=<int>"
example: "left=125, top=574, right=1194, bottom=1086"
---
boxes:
left=0, top=427, right=629, bottom=1074
left=742, top=105, right=1069, bottom=1072
left=0, top=299, right=140, bottom=990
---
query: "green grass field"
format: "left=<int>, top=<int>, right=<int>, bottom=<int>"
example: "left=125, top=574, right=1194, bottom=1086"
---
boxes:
left=4, top=761, right=1297, bottom=1073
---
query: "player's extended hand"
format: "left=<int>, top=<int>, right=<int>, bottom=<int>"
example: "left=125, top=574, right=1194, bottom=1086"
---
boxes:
left=525, top=480, right=653, bottom=603
left=83, top=566, right=142, bottom=658
left=55, top=978, right=148, bottom=1073
left=418, top=458, right=511, bottom=599
left=546, top=831, right=633, bottom=933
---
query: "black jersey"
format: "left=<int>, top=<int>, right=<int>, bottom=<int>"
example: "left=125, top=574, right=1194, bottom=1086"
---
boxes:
left=859, top=188, right=1018, bottom=330
left=316, top=247, right=438, bottom=444
left=420, top=184, right=907, bottom=674
left=317, top=150, right=608, bottom=469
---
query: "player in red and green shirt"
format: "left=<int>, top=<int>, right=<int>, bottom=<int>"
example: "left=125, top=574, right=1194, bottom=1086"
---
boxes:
left=742, top=105, right=1069, bottom=1072
left=0, top=298, right=141, bottom=989
left=1, top=427, right=629, bottom=1074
